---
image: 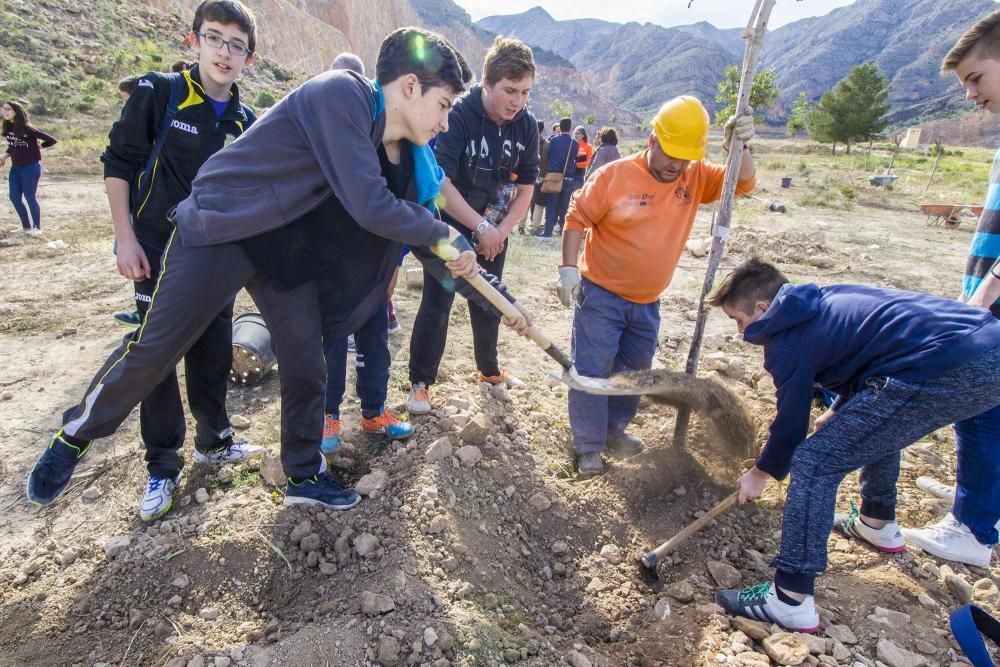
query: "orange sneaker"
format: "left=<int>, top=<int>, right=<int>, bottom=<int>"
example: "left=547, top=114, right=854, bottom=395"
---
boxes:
left=361, top=408, right=414, bottom=439
left=321, top=413, right=342, bottom=453
left=478, top=367, right=525, bottom=387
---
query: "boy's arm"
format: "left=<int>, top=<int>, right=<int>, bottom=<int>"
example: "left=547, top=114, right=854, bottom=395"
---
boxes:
left=492, top=122, right=539, bottom=242
left=754, top=351, right=816, bottom=480
left=409, top=243, right=517, bottom=315
left=288, top=75, right=450, bottom=248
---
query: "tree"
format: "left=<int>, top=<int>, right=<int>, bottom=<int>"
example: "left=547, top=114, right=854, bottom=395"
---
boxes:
left=609, top=114, right=617, bottom=124
left=548, top=98, right=573, bottom=120
left=785, top=92, right=811, bottom=136
left=584, top=112, right=596, bottom=126
left=714, top=65, right=779, bottom=126
left=806, top=63, right=891, bottom=155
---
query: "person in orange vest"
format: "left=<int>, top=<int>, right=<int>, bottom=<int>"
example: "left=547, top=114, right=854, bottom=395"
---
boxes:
left=572, top=125, right=593, bottom=190
left=557, top=96, right=756, bottom=477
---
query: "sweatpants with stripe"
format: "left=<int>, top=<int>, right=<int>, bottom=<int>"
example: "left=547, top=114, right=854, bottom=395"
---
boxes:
left=62, top=234, right=326, bottom=480
left=772, top=346, right=1000, bottom=596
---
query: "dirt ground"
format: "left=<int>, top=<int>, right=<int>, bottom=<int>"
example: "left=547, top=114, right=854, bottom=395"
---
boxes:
left=0, top=161, right=996, bottom=667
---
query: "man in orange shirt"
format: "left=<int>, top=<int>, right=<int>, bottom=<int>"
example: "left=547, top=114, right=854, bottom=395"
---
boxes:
left=558, top=96, right=756, bottom=476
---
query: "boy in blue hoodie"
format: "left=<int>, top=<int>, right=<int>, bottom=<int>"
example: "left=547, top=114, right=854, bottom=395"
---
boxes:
left=707, top=259, right=1000, bottom=632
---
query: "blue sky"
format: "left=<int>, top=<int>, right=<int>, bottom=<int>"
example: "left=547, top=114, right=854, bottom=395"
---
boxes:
left=454, top=0, right=859, bottom=30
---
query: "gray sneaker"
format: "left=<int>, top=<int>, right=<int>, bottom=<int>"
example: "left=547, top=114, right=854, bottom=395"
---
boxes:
left=577, top=452, right=605, bottom=477
left=607, top=432, right=644, bottom=456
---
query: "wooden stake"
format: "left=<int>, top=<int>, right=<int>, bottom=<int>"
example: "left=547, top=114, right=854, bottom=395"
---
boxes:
left=673, top=0, right=777, bottom=451
left=925, top=140, right=943, bottom=192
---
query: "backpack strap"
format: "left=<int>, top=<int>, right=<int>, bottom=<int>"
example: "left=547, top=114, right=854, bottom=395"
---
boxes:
left=138, top=72, right=188, bottom=190
left=950, top=604, right=1000, bottom=666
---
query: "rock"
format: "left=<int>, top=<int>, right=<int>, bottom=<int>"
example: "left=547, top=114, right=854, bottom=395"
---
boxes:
left=59, top=549, right=77, bottom=567
left=793, top=633, right=828, bottom=655
left=360, top=591, right=395, bottom=615
left=460, top=413, right=491, bottom=445
left=586, top=577, right=611, bottom=593
left=353, top=532, right=379, bottom=557
left=551, top=540, right=570, bottom=555
left=762, top=632, right=810, bottom=665
left=876, top=639, right=930, bottom=667
left=104, top=535, right=131, bottom=558
left=128, top=609, right=145, bottom=631
left=427, top=515, right=448, bottom=534
left=164, top=659, right=187, bottom=667
left=831, top=641, right=851, bottom=662
left=81, top=486, right=102, bottom=502
left=707, top=560, right=742, bottom=588
left=666, top=579, right=695, bottom=603
left=216, top=466, right=234, bottom=484
left=405, top=267, right=423, bottom=288
left=732, top=616, right=770, bottom=641
left=194, top=488, right=210, bottom=504
left=446, top=397, right=471, bottom=410
left=568, top=650, right=592, bottom=667
left=378, top=635, right=401, bottom=665
left=945, top=574, right=974, bottom=604
left=260, top=449, right=285, bottom=486
left=300, top=533, right=321, bottom=553
left=455, top=445, right=483, bottom=467
left=355, top=469, right=388, bottom=496
left=599, top=544, right=622, bottom=564
left=199, top=607, right=219, bottom=621
left=653, top=598, right=671, bottom=619
left=824, top=624, right=857, bottom=645
left=808, top=255, right=835, bottom=269
left=527, top=493, right=552, bottom=511
left=319, top=562, right=337, bottom=575
left=425, top=437, right=453, bottom=462
left=734, top=652, right=771, bottom=667
left=215, top=659, right=232, bottom=667
left=973, top=577, right=999, bottom=604
left=230, top=414, right=251, bottom=429
left=703, top=352, right=729, bottom=372
left=868, top=606, right=911, bottom=628
left=186, top=657, right=205, bottom=667
left=168, top=595, right=182, bottom=606
left=172, top=574, right=190, bottom=589
left=289, top=520, right=312, bottom=543
left=423, top=626, right=438, bottom=646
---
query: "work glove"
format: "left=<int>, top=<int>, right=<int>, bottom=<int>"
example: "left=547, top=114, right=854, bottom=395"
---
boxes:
left=724, top=106, right=755, bottom=151
left=557, top=265, right=581, bottom=307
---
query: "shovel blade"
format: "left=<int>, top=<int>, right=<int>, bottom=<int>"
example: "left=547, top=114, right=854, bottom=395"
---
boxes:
left=547, top=368, right=643, bottom=396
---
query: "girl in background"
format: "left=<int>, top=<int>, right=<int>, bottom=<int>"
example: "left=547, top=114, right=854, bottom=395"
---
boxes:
left=1, top=101, right=57, bottom=236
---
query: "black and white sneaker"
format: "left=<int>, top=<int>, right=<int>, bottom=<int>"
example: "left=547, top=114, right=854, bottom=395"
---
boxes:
left=716, top=582, right=819, bottom=633
left=833, top=502, right=905, bottom=553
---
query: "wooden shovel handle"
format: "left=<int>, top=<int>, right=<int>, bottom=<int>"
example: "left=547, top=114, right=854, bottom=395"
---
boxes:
left=644, top=491, right=739, bottom=565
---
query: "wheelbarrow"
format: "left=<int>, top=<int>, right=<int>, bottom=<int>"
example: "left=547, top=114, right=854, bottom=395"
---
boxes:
left=920, top=203, right=984, bottom=229
left=869, top=174, right=898, bottom=189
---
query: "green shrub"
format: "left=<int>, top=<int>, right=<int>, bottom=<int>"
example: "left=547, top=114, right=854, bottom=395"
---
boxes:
left=255, top=90, right=277, bottom=108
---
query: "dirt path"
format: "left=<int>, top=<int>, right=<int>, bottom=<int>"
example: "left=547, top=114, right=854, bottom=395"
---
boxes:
left=0, top=171, right=995, bottom=666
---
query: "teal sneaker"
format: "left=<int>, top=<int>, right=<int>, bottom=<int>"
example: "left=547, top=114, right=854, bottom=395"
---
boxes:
left=361, top=408, right=414, bottom=440
left=321, top=413, right=342, bottom=453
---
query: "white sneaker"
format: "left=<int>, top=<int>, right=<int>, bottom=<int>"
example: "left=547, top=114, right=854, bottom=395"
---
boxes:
left=916, top=476, right=956, bottom=503
left=193, top=439, right=262, bottom=464
left=834, top=506, right=905, bottom=553
left=27, top=228, right=41, bottom=237
left=140, top=474, right=178, bottom=522
left=716, top=582, right=820, bottom=633
left=407, top=383, right=432, bottom=415
left=902, top=513, right=994, bottom=568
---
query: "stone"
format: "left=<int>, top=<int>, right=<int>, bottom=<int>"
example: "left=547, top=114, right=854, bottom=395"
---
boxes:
left=199, top=607, right=219, bottom=621
left=527, top=493, right=552, bottom=511
left=360, top=591, right=395, bottom=615
left=81, top=487, right=101, bottom=502
left=378, top=636, right=401, bottom=665
left=973, top=577, right=999, bottom=604
left=405, top=267, right=423, bottom=289
left=703, top=352, right=729, bottom=372
left=455, top=445, right=483, bottom=467
left=568, top=651, right=592, bottom=667
left=824, top=624, right=857, bottom=645
left=732, top=616, right=770, bottom=641
left=425, top=437, right=453, bottom=462
left=586, top=577, right=611, bottom=593
left=59, top=549, right=77, bottom=567
left=762, top=632, right=810, bottom=665
left=551, top=540, right=570, bottom=555
left=300, top=533, right=321, bottom=553
left=945, top=574, right=974, bottom=604
left=423, top=626, right=438, bottom=646
left=355, top=469, right=388, bottom=496
left=459, top=413, right=491, bottom=445
left=831, top=641, right=851, bottom=662
left=734, top=652, right=771, bottom=667
left=707, top=560, right=742, bottom=588
left=876, top=639, right=930, bottom=667
left=808, top=255, right=835, bottom=269
left=230, top=414, right=251, bottom=429
left=172, top=574, right=190, bottom=589
left=666, top=579, right=696, bottom=603
left=653, top=598, right=671, bottom=619
left=289, top=520, right=312, bottom=543
left=104, top=535, right=131, bottom=558
left=868, top=606, right=911, bottom=628
left=427, top=515, right=448, bottom=534
left=194, top=488, right=210, bottom=504
left=260, top=449, right=285, bottom=486
left=599, top=544, right=622, bottom=564
left=793, top=633, right=828, bottom=655
left=186, top=657, right=205, bottom=667
left=353, top=532, right=379, bottom=557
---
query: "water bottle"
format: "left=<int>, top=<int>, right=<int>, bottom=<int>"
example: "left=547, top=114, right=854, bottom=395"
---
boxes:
left=483, top=181, right=517, bottom=226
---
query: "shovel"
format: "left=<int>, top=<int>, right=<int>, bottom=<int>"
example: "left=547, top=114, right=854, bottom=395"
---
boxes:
left=638, top=490, right=739, bottom=578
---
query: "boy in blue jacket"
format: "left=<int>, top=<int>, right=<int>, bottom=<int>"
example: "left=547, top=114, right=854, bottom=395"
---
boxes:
left=707, top=259, right=1000, bottom=632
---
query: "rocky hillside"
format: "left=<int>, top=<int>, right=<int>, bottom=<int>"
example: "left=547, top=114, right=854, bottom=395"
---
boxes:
left=479, top=0, right=1000, bottom=138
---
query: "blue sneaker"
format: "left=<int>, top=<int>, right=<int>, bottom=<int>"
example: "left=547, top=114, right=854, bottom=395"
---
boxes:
left=321, top=413, right=342, bottom=453
left=113, top=311, right=142, bottom=327
left=27, top=431, right=91, bottom=505
left=284, top=474, right=361, bottom=510
left=361, top=408, right=414, bottom=440
left=139, top=474, right=179, bottom=522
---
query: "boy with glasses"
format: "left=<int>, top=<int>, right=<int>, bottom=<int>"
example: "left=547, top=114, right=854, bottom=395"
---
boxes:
left=100, top=0, right=259, bottom=522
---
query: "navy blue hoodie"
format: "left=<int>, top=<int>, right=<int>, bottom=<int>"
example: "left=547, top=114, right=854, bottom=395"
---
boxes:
left=745, top=282, right=1000, bottom=479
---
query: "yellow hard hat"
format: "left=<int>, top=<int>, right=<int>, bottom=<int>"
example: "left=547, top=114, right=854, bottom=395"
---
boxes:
left=651, top=96, right=710, bottom=161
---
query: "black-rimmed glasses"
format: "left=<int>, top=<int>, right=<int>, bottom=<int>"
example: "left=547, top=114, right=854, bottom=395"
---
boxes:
left=197, top=32, right=250, bottom=57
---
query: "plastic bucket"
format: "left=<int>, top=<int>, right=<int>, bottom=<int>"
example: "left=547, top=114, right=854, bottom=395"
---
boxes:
left=780, top=177, right=792, bottom=188
left=230, top=313, right=276, bottom=386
